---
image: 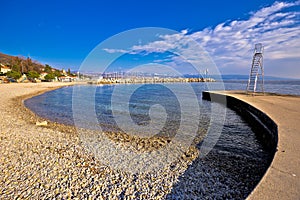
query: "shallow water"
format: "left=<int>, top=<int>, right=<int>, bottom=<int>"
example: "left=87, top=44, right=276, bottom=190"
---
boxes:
left=25, top=82, right=275, bottom=198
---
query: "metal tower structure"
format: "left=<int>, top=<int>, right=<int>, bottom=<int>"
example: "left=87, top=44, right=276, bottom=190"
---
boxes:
left=246, top=43, right=264, bottom=94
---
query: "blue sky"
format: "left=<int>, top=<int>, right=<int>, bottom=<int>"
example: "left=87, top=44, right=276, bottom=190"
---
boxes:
left=1, top=0, right=299, bottom=78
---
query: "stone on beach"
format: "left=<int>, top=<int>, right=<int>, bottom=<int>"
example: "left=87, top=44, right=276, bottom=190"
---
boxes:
left=36, top=121, right=48, bottom=126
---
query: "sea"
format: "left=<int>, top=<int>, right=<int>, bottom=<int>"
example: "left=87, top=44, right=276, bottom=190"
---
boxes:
left=223, top=79, right=300, bottom=95
left=24, top=80, right=299, bottom=199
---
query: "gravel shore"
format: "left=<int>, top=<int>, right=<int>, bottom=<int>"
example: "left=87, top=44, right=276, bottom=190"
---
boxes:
left=0, top=82, right=198, bottom=199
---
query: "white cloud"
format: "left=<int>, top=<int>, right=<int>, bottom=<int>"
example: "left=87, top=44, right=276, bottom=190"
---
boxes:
left=104, top=1, right=300, bottom=78
left=102, top=48, right=129, bottom=54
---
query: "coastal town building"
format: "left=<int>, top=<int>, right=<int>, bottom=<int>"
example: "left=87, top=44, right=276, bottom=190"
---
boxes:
left=0, top=64, right=11, bottom=74
left=58, top=75, right=77, bottom=82
left=39, top=72, right=48, bottom=80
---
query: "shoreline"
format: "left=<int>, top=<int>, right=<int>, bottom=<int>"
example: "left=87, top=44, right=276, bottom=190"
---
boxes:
left=0, top=82, right=199, bottom=199
left=10, top=82, right=85, bottom=138
left=19, top=83, right=201, bottom=154
left=14, top=83, right=79, bottom=134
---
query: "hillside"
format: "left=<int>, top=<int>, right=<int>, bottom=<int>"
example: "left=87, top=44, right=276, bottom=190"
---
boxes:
left=0, top=52, right=46, bottom=73
left=0, top=52, right=12, bottom=64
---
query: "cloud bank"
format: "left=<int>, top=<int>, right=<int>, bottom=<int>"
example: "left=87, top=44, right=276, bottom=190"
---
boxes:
left=104, top=1, right=300, bottom=78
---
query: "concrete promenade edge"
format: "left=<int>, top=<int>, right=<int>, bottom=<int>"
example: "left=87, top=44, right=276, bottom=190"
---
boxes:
left=203, top=91, right=300, bottom=200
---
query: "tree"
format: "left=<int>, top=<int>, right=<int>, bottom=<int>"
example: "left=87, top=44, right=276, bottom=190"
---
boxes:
left=10, top=57, right=22, bottom=72
left=53, top=70, right=62, bottom=77
left=23, top=57, right=34, bottom=73
left=44, top=64, right=52, bottom=73
left=27, top=70, right=40, bottom=79
left=44, top=73, right=55, bottom=81
left=6, top=70, right=21, bottom=80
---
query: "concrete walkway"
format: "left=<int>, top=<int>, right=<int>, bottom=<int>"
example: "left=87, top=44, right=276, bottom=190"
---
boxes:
left=205, top=91, right=300, bottom=200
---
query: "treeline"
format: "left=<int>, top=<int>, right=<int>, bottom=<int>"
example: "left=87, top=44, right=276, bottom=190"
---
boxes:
left=9, top=56, right=44, bottom=74
left=42, top=64, right=66, bottom=81
left=0, top=53, right=74, bottom=81
left=4, top=56, right=45, bottom=80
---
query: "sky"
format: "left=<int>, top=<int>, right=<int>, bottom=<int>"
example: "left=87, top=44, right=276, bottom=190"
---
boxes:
left=1, top=0, right=300, bottom=78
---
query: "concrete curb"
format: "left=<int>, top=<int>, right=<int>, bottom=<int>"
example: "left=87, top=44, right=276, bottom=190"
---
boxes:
left=202, top=91, right=300, bottom=200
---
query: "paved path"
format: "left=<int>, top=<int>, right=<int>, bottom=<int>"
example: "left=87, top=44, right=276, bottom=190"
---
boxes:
left=206, top=91, right=300, bottom=200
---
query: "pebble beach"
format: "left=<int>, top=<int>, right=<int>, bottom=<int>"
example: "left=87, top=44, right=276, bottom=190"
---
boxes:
left=0, top=82, right=199, bottom=199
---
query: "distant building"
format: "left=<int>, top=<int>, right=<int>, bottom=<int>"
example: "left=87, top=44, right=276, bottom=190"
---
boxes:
left=62, top=69, right=67, bottom=75
left=39, top=72, right=48, bottom=80
left=0, top=64, right=11, bottom=74
left=59, top=75, right=77, bottom=82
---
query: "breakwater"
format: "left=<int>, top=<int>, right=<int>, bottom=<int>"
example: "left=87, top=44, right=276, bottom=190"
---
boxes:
left=88, top=77, right=215, bottom=84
